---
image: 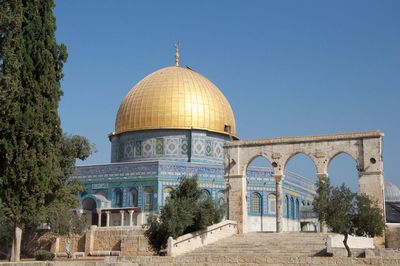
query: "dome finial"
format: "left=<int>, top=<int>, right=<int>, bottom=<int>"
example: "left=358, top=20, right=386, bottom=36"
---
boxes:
left=174, top=42, right=180, bottom=66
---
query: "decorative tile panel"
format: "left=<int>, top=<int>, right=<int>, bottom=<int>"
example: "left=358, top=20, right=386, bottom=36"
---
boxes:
left=156, top=138, right=164, bottom=155
left=165, top=138, right=179, bottom=155
left=205, top=140, right=213, bottom=157
left=119, top=143, right=125, bottom=160
left=214, top=141, right=223, bottom=159
left=135, top=140, right=142, bottom=156
left=143, top=139, right=154, bottom=156
left=181, top=139, right=189, bottom=155
left=193, top=139, right=205, bottom=156
left=124, top=141, right=134, bottom=159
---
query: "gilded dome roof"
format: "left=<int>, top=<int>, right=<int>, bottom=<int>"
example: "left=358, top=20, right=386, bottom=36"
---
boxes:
left=115, top=66, right=237, bottom=137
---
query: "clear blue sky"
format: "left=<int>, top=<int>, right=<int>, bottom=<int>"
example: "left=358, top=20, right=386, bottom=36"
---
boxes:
left=55, top=1, right=400, bottom=191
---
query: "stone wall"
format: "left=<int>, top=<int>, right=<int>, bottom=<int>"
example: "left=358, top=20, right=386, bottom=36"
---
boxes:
left=247, top=216, right=300, bottom=232
left=23, top=226, right=152, bottom=257
left=386, top=224, right=400, bottom=248
left=21, top=230, right=57, bottom=257
left=92, top=227, right=149, bottom=253
left=120, top=235, right=153, bottom=256
left=56, top=234, right=86, bottom=253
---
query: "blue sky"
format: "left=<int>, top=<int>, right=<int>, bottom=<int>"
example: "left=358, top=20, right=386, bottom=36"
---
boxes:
left=55, top=1, right=400, bottom=191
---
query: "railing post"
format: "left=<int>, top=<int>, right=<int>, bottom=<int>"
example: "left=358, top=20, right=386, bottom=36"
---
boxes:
left=167, top=236, right=173, bottom=256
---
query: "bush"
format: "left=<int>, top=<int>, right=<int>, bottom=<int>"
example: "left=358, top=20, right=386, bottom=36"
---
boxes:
left=33, top=250, right=55, bottom=261
left=145, top=176, right=225, bottom=253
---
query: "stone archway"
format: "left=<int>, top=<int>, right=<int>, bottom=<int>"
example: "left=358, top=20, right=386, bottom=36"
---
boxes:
left=224, top=131, right=384, bottom=234
left=82, top=197, right=98, bottom=225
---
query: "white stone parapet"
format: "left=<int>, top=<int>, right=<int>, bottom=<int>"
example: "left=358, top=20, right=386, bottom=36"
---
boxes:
left=167, top=220, right=238, bottom=257
left=327, top=234, right=374, bottom=251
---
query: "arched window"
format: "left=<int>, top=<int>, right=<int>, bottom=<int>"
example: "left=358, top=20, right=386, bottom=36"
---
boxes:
left=82, top=197, right=96, bottom=211
left=129, top=188, right=138, bottom=207
left=251, top=192, right=262, bottom=214
left=114, top=189, right=123, bottom=208
left=296, top=199, right=300, bottom=220
left=144, top=187, right=153, bottom=211
left=202, top=189, right=211, bottom=197
left=268, top=193, right=276, bottom=214
left=200, top=189, right=211, bottom=201
left=163, top=187, right=173, bottom=205
left=217, top=190, right=225, bottom=206
left=286, top=195, right=290, bottom=218
left=290, top=197, right=295, bottom=219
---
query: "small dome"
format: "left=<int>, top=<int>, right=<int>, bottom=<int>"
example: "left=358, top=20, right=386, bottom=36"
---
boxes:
left=385, top=181, right=400, bottom=202
left=115, top=66, right=237, bottom=138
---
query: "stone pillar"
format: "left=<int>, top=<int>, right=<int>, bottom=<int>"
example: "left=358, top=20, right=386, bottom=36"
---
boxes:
left=84, top=226, right=96, bottom=256
left=53, top=237, right=60, bottom=253
left=274, top=174, right=284, bottom=233
left=359, top=171, right=385, bottom=246
left=97, top=209, right=102, bottom=227
left=105, top=211, right=110, bottom=227
left=227, top=175, right=247, bottom=234
left=316, top=172, right=329, bottom=233
left=120, top=210, right=125, bottom=226
left=128, top=210, right=134, bottom=226
left=359, top=171, right=385, bottom=212
left=137, top=212, right=143, bottom=226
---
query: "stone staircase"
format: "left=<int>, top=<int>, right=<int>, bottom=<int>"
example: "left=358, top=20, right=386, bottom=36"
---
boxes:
left=182, top=232, right=328, bottom=257
left=109, top=232, right=400, bottom=265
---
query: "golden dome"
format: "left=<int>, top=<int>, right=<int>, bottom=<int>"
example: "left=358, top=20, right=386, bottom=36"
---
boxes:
left=115, top=66, right=237, bottom=137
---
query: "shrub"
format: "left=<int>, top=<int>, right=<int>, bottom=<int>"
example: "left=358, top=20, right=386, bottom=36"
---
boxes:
left=145, top=176, right=225, bottom=253
left=33, top=250, right=55, bottom=261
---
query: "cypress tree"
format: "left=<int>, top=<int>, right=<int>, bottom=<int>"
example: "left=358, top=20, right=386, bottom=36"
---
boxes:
left=0, top=0, right=68, bottom=261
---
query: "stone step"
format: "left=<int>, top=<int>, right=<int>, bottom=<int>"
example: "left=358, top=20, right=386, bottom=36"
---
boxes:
left=182, top=232, right=328, bottom=258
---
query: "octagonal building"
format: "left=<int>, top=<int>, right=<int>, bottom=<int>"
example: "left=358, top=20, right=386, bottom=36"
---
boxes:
left=72, top=59, right=316, bottom=232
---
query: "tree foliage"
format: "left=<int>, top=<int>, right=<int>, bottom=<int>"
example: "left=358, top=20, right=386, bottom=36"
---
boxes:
left=313, top=176, right=330, bottom=230
left=326, top=184, right=385, bottom=257
left=0, top=205, right=12, bottom=253
left=44, top=135, right=93, bottom=236
left=0, top=0, right=92, bottom=261
left=144, top=176, right=225, bottom=254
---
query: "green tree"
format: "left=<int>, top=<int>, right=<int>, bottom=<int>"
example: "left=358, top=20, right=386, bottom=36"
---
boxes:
left=0, top=0, right=82, bottom=261
left=44, top=135, right=93, bottom=258
left=313, top=175, right=330, bottom=232
left=144, top=176, right=225, bottom=254
left=0, top=204, right=12, bottom=259
left=326, top=184, right=385, bottom=257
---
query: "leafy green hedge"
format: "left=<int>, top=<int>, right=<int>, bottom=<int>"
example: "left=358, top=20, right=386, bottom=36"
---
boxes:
left=33, top=250, right=55, bottom=261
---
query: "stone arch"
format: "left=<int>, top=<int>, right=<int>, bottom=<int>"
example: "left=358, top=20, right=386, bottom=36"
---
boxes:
left=162, top=186, right=173, bottom=205
left=283, top=152, right=318, bottom=174
left=224, top=131, right=384, bottom=235
left=114, top=188, right=123, bottom=208
left=82, top=197, right=97, bottom=211
left=327, top=151, right=360, bottom=171
left=81, top=196, right=98, bottom=226
left=243, top=153, right=274, bottom=177
left=129, top=187, right=138, bottom=207
left=327, top=151, right=361, bottom=191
